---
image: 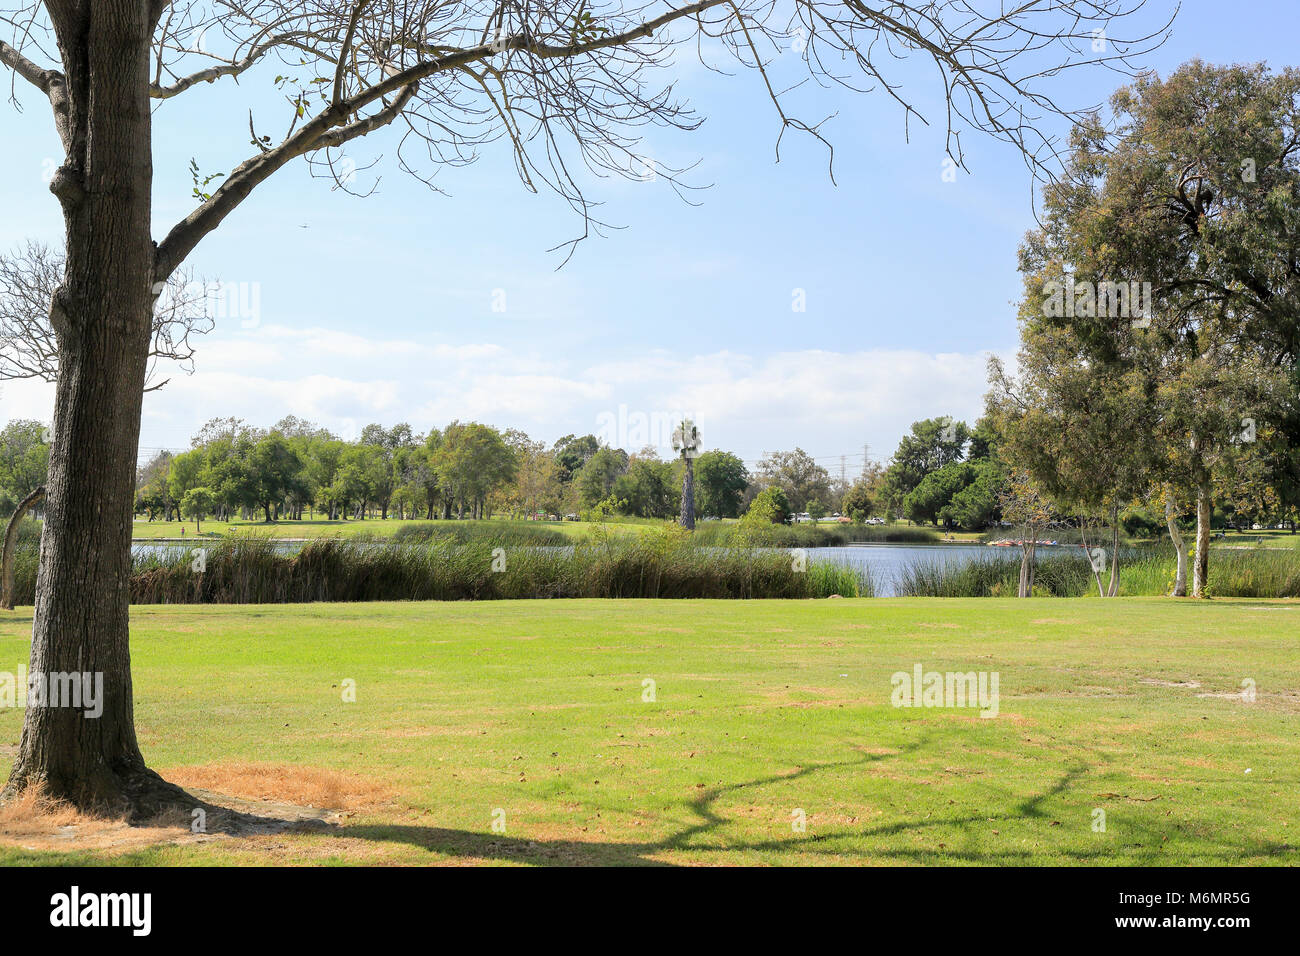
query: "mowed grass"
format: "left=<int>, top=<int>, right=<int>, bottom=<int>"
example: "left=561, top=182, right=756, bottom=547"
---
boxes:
left=0, top=598, right=1297, bottom=866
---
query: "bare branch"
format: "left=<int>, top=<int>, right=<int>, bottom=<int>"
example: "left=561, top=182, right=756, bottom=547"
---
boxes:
left=136, top=0, right=1174, bottom=278
left=1, top=241, right=214, bottom=390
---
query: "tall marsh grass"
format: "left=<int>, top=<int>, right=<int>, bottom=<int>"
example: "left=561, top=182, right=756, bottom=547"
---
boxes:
left=692, top=522, right=937, bottom=548
left=898, top=544, right=1300, bottom=598
left=7, top=519, right=1297, bottom=603
left=387, top=521, right=570, bottom=547
left=118, top=526, right=870, bottom=603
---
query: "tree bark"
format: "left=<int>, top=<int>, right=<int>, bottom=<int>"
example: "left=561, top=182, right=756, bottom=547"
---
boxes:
left=679, top=458, right=695, bottom=530
left=3, top=4, right=187, bottom=817
left=1, top=486, right=45, bottom=610
left=1107, top=507, right=1120, bottom=597
left=1165, top=494, right=1188, bottom=596
left=1079, top=522, right=1106, bottom=597
left=1193, top=478, right=1212, bottom=597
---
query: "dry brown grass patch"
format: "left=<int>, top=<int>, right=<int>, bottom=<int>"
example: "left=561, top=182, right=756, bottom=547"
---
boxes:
left=0, top=784, right=112, bottom=835
left=159, top=762, right=397, bottom=811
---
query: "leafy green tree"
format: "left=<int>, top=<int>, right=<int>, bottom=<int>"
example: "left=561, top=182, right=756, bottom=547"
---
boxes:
left=939, top=460, right=1005, bottom=531
left=841, top=480, right=876, bottom=523
left=743, top=486, right=790, bottom=525
left=1015, top=62, right=1300, bottom=595
left=755, top=448, right=830, bottom=512
left=248, top=434, right=306, bottom=523
left=0, top=419, right=50, bottom=514
left=575, top=446, right=629, bottom=509
left=552, top=434, right=601, bottom=484
left=694, top=451, right=748, bottom=518
left=614, top=450, right=676, bottom=518
left=433, top=422, right=517, bottom=518
left=180, top=486, right=215, bottom=533
left=134, top=450, right=175, bottom=521
left=881, top=417, right=970, bottom=514
left=904, top=461, right=975, bottom=527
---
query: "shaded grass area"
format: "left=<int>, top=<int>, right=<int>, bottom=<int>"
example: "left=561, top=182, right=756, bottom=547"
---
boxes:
left=0, top=598, right=1296, bottom=866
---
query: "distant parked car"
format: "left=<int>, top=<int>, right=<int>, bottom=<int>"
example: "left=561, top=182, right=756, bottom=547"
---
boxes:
left=564, top=513, right=579, bottom=521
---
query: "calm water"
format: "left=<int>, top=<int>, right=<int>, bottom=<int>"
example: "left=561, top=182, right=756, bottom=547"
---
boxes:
left=806, top=543, right=1085, bottom=596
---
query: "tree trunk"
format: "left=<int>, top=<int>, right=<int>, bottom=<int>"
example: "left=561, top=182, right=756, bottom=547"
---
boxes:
left=1079, top=523, right=1106, bottom=598
left=1106, top=507, right=1120, bottom=597
left=1193, top=479, right=1212, bottom=597
left=679, top=458, right=695, bottom=530
left=1, top=486, right=46, bottom=610
left=1026, top=538, right=1037, bottom=595
left=3, top=6, right=186, bottom=816
left=1166, top=494, right=1188, bottom=596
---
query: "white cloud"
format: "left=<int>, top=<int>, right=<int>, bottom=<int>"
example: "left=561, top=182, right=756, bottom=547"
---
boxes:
left=7, top=324, right=1006, bottom=466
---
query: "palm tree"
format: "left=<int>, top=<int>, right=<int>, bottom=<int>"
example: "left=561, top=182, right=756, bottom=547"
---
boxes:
left=672, top=419, right=702, bottom=529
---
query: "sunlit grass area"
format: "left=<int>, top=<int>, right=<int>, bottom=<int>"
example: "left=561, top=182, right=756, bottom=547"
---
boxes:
left=1, top=598, right=1296, bottom=866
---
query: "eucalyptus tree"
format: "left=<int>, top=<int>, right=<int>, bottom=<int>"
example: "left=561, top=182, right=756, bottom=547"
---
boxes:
left=989, top=326, right=1155, bottom=596
left=1017, top=63, right=1300, bottom=597
left=0, top=0, right=1171, bottom=813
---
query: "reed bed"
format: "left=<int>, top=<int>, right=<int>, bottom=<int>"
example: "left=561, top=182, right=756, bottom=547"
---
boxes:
left=117, top=529, right=869, bottom=604
left=691, top=522, right=938, bottom=548
left=7, top=518, right=1297, bottom=603
left=898, top=544, right=1300, bottom=597
left=387, top=521, right=570, bottom=547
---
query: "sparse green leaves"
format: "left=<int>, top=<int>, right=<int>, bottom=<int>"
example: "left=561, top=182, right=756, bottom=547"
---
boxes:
left=189, top=158, right=225, bottom=202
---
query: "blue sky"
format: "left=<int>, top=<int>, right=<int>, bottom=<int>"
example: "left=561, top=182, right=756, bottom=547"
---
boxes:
left=1, top=0, right=1297, bottom=476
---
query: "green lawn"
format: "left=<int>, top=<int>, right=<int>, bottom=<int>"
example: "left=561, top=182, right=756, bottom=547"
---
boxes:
left=1, top=598, right=1297, bottom=865
left=1215, top=529, right=1300, bottom=550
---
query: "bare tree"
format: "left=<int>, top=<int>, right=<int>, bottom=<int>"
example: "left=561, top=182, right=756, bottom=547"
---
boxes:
left=0, top=0, right=1173, bottom=814
left=0, top=241, right=213, bottom=392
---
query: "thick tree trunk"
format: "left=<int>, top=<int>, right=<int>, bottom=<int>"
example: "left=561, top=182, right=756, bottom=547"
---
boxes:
left=679, top=458, right=695, bottom=530
left=1193, top=479, right=1212, bottom=597
left=3, top=5, right=186, bottom=817
left=1165, top=495, right=1188, bottom=596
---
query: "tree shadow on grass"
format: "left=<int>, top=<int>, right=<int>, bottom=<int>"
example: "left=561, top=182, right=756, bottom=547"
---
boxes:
left=337, top=737, right=936, bottom=865
left=312, top=740, right=1296, bottom=866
